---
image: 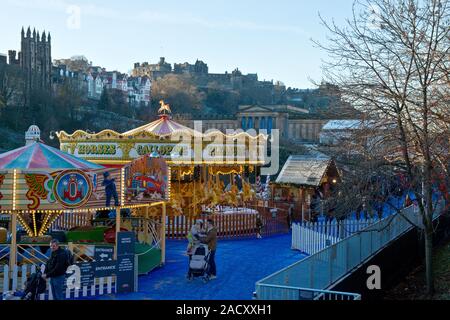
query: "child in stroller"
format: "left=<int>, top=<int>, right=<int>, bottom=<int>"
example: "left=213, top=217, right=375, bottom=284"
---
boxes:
left=186, top=220, right=210, bottom=281
left=187, top=243, right=211, bottom=282
left=21, top=269, right=47, bottom=300
left=186, top=220, right=204, bottom=255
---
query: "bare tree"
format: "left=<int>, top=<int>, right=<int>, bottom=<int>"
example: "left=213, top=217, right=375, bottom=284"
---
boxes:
left=315, top=0, right=449, bottom=295
left=0, top=63, right=25, bottom=116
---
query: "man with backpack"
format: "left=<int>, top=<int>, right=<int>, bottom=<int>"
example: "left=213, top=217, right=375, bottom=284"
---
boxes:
left=43, top=239, right=72, bottom=300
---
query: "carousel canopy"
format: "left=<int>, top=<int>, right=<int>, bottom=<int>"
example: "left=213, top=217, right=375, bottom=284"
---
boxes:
left=123, top=114, right=196, bottom=137
left=0, top=142, right=104, bottom=170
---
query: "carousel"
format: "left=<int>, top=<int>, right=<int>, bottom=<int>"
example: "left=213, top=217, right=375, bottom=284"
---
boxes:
left=0, top=125, right=168, bottom=291
left=56, top=102, right=269, bottom=237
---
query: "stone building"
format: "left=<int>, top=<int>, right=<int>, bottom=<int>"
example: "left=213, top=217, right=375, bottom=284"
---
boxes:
left=174, top=104, right=329, bottom=143
left=132, top=57, right=172, bottom=80
left=174, top=60, right=208, bottom=75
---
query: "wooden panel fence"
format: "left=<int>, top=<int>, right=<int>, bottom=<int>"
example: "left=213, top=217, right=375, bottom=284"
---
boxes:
left=166, top=206, right=290, bottom=240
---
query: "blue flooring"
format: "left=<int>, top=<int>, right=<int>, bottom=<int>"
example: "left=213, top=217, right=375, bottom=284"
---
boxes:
left=93, top=234, right=306, bottom=300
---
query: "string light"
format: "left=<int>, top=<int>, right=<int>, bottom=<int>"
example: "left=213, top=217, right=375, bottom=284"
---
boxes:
left=167, top=167, right=171, bottom=201
left=12, top=169, right=17, bottom=211
left=120, top=167, right=125, bottom=205
left=31, top=211, right=37, bottom=236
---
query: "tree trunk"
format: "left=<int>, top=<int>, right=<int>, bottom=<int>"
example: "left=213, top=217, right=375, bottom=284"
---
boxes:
left=424, top=224, right=434, bottom=295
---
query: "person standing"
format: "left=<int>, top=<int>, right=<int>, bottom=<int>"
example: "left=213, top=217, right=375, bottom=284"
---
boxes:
left=43, top=239, right=70, bottom=300
left=102, top=171, right=119, bottom=207
left=255, top=215, right=263, bottom=239
left=287, top=204, right=294, bottom=228
left=201, top=219, right=217, bottom=280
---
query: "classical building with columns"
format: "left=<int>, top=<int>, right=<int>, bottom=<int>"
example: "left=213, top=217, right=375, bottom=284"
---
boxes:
left=174, top=104, right=330, bottom=144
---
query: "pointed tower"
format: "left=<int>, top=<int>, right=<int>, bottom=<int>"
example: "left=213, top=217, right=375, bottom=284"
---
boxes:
left=26, top=26, right=31, bottom=37
left=21, top=26, right=25, bottom=39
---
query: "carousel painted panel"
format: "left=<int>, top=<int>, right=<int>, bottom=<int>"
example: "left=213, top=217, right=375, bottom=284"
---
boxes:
left=123, top=155, right=169, bottom=205
left=9, top=169, right=122, bottom=211
left=0, top=171, right=13, bottom=211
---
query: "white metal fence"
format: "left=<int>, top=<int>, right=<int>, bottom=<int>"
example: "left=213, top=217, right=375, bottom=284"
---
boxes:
left=1, top=263, right=115, bottom=300
left=292, top=217, right=380, bottom=254
left=0, top=243, right=117, bottom=300
left=256, top=201, right=446, bottom=300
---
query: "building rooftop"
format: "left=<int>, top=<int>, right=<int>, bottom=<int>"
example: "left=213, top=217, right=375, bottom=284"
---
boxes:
left=321, top=120, right=363, bottom=130
left=275, top=154, right=333, bottom=187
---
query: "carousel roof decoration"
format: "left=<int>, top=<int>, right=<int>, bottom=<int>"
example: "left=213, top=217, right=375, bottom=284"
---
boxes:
left=0, top=142, right=104, bottom=170
left=123, top=100, right=197, bottom=137
left=56, top=100, right=268, bottom=141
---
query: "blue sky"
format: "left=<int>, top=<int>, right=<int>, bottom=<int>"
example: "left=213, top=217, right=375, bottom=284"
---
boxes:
left=0, top=0, right=355, bottom=88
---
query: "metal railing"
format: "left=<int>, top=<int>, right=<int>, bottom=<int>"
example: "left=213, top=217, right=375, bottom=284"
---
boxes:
left=254, top=284, right=361, bottom=300
left=255, top=200, right=446, bottom=300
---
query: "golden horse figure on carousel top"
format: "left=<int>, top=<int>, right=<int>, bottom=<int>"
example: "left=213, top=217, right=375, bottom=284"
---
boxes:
left=158, top=100, right=172, bottom=115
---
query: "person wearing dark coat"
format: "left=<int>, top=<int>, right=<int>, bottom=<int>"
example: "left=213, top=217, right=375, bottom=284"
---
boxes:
left=201, top=219, right=218, bottom=280
left=43, top=239, right=69, bottom=300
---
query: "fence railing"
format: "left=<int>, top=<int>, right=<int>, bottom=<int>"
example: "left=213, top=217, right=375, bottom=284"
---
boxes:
left=1, top=263, right=115, bottom=300
left=292, top=217, right=380, bottom=254
left=50, top=211, right=95, bottom=231
left=165, top=206, right=289, bottom=240
left=254, top=284, right=361, bottom=300
left=166, top=213, right=258, bottom=240
left=0, top=243, right=116, bottom=300
left=255, top=201, right=446, bottom=300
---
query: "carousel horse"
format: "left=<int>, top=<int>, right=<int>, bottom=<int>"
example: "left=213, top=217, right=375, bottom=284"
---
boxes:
left=242, top=180, right=255, bottom=202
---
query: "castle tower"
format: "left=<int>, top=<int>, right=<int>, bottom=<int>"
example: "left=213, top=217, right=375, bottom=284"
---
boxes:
left=19, top=26, right=52, bottom=92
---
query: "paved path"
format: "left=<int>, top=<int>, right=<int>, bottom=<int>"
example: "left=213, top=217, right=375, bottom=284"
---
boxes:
left=94, top=233, right=306, bottom=300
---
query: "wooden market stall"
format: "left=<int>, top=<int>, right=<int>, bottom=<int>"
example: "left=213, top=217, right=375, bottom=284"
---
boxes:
left=272, top=154, right=340, bottom=221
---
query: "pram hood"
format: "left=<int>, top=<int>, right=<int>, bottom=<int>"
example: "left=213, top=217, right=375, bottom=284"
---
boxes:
left=191, top=243, right=209, bottom=256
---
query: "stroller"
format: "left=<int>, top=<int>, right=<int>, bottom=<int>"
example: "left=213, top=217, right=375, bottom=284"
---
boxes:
left=187, top=243, right=211, bottom=282
left=21, top=270, right=47, bottom=300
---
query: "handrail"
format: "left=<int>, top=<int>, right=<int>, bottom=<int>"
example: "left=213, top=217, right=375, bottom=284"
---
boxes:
left=255, top=283, right=361, bottom=300
left=256, top=199, right=446, bottom=300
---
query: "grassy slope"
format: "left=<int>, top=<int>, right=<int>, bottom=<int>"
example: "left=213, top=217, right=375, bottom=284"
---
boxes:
left=384, top=241, right=450, bottom=300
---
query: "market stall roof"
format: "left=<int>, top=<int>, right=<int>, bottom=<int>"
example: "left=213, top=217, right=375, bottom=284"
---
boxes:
left=122, top=114, right=197, bottom=137
left=321, top=120, right=363, bottom=131
left=0, top=142, right=104, bottom=170
left=275, top=154, right=334, bottom=187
